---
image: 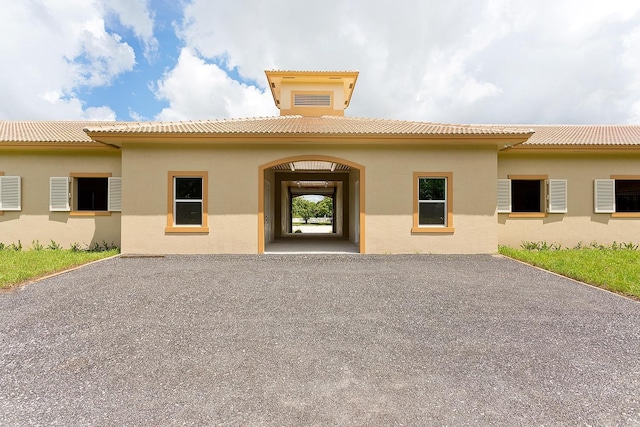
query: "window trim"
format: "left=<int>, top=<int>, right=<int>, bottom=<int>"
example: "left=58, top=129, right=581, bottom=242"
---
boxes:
left=611, top=175, right=640, bottom=218
left=69, top=173, right=112, bottom=217
left=166, top=171, right=209, bottom=233
left=412, top=172, right=454, bottom=233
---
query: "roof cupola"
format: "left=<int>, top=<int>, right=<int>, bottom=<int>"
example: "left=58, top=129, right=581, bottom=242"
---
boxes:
left=265, top=70, right=359, bottom=117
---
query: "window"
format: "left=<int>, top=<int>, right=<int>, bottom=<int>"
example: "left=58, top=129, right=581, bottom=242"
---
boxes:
left=616, top=180, right=640, bottom=212
left=0, top=173, right=21, bottom=213
left=50, top=174, right=121, bottom=215
left=166, top=171, right=209, bottom=233
left=412, top=172, right=454, bottom=233
left=594, top=176, right=640, bottom=216
left=497, top=175, right=567, bottom=216
left=512, top=180, right=542, bottom=212
left=77, top=178, right=108, bottom=211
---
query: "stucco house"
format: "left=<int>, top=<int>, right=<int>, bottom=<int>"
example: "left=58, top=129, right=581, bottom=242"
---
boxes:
left=1, top=70, right=639, bottom=254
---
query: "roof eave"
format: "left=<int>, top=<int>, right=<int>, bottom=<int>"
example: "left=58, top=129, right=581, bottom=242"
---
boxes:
left=86, top=132, right=532, bottom=148
left=0, top=142, right=117, bottom=150
left=504, top=144, right=640, bottom=153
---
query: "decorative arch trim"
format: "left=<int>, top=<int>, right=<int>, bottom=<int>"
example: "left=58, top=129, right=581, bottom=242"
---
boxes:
left=258, top=154, right=365, bottom=254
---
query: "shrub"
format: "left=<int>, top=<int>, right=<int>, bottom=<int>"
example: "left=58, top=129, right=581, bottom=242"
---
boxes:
left=520, top=241, right=561, bottom=251
left=519, top=240, right=639, bottom=252
left=8, top=241, right=22, bottom=251
left=47, top=240, right=62, bottom=251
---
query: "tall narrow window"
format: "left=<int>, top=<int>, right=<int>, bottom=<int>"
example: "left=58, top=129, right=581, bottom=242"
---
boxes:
left=166, top=171, right=209, bottom=233
left=175, top=177, right=203, bottom=225
left=418, top=178, right=446, bottom=226
left=412, top=172, right=454, bottom=233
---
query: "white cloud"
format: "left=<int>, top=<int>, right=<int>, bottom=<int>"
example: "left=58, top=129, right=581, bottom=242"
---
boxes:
left=154, top=48, right=277, bottom=121
left=169, top=0, right=640, bottom=124
left=104, top=0, right=158, bottom=61
left=72, top=18, right=136, bottom=86
left=3, top=1, right=640, bottom=124
left=0, top=0, right=154, bottom=120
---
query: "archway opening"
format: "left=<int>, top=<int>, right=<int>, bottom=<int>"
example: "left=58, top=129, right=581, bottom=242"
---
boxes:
left=259, top=156, right=364, bottom=254
left=291, top=192, right=335, bottom=234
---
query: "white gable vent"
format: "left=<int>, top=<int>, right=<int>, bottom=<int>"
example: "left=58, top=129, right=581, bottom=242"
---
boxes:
left=294, top=94, right=331, bottom=107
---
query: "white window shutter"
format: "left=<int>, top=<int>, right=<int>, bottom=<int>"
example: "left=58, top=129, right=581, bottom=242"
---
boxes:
left=108, top=177, right=122, bottom=212
left=50, top=177, right=70, bottom=211
left=547, top=179, right=567, bottom=213
left=497, top=179, right=512, bottom=213
left=0, top=176, right=21, bottom=211
left=594, top=179, right=615, bottom=213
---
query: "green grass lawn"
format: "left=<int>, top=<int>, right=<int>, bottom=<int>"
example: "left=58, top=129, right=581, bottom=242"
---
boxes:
left=0, top=249, right=119, bottom=289
left=499, top=246, right=640, bottom=299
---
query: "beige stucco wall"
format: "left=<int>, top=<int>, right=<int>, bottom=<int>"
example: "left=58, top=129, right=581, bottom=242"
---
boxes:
left=360, top=145, right=497, bottom=254
left=121, top=144, right=257, bottom=254
left=120, top=143, right=498, bottom=254
left=498, top=150, right=640, bottom=247
left=0, top=149, right=121, bottom=249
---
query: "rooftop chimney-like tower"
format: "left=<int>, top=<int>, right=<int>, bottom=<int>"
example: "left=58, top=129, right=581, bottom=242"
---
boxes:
left=265, top=70, right=359, bottom=117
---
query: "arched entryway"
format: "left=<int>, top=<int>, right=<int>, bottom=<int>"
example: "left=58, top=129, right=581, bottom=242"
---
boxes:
left=258, top=155, right=365, bottom=254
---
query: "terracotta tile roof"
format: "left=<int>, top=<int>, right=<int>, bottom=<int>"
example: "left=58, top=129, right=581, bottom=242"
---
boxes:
left=83, top=116, right=531, bottom=136
left=519, top=125, right=640, bottom=147
left=0, top=121, right=126, bottom=143
left=3, top=118, right=639, bottom=147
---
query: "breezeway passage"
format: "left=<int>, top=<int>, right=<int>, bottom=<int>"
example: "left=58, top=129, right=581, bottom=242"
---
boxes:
left=1, top=255, right=639, bottom=425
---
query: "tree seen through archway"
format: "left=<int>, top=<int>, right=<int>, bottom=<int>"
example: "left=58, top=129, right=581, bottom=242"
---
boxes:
left=292, top=195, right=333, bottom=226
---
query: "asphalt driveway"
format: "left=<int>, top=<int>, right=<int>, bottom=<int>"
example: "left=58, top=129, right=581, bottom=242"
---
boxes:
left=1, top=254, right=639, bottom=426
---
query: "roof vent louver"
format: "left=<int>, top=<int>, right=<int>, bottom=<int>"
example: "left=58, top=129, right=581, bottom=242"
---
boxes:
left=294, top=94, right=331, bottom=107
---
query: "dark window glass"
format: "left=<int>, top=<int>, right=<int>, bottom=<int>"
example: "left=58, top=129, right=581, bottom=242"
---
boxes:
left=175, top=201, right=203, bottom=225
left=419, top=178, right=445, bottom=200
left=77, top=178, right=108, bottom=211
left=176, top=178, right=202, bottom=199
left=512, top=180, right=541, bottom=212
left=174, top=177, right=203, bottom=225
left=616, top=180, right=640, bottom=212
left=419, top=202, right=445, bottom=225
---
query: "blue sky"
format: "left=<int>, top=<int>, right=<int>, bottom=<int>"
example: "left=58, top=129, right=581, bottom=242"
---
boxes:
left=1, top=0, right=640, bottom=124
left=76, top=1, right=183, bottom=121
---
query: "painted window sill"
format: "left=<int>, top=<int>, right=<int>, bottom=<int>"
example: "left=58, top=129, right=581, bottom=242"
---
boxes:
left=507, top=212, right=547, bottom=218
left=411, top=226, right=455, bottom=234
left=70, top=211, right=112, bottom=217
left=611, top=212, right=640, bottom=218
left=165, top=226, right=210, bottom=234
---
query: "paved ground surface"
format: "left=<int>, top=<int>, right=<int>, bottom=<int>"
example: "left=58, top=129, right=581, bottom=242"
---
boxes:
left=1, top=255, right=640, bottom=426
left=266, top=234, right=359, bottom=254
left=291, top=224, right=333, bottom=234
